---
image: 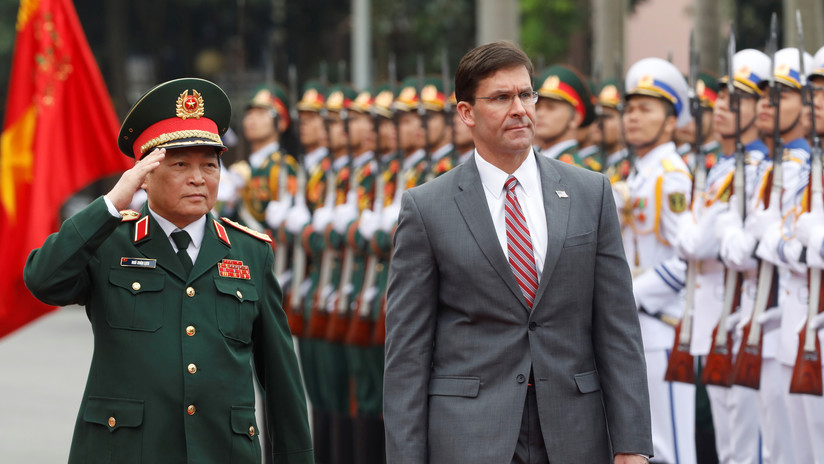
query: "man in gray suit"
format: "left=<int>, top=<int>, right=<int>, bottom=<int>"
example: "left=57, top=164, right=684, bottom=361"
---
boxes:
left=383, top=41, right=652, bottom=463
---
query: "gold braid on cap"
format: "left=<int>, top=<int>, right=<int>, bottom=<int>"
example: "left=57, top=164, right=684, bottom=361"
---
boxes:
left=140, top=130, right=222, bottom=155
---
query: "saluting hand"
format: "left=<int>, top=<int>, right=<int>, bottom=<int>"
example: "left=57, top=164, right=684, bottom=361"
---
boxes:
left=106, top=148, right=165, bottom=210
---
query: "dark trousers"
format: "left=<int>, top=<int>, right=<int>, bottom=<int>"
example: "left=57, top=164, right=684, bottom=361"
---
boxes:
left=511, top=385, right=550, bottom=464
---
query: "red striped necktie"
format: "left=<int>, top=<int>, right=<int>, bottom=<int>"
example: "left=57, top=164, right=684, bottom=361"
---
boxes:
left=504, top=176, right=538, bottom=308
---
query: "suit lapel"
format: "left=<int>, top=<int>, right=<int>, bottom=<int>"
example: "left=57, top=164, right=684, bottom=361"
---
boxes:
left=133, top=207, right=188, bottom=281
left=532, top=156, right=569, bottom=308
left=453, top=157, right=528, bottom=311
left=190, top=215, right=231, bottom=282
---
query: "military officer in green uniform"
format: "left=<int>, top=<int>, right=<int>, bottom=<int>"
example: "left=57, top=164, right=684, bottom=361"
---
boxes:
left=23, top=78, right=312, bottom=463
left=594, top=79, right=631, bottom=183
left=533, top=65, right=597, bottom=169
left=418, top=77, right=454, bottom=180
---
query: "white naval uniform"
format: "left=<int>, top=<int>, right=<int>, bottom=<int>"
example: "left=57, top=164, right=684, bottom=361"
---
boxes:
left=616, top=141, right=695, bottom=464
left=677, top=142, right=766, bottom=464
left=756, top=139, right=824, bottom=464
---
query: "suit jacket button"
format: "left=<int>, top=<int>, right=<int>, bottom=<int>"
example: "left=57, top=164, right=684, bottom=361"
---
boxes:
left=517, top=374, right=526, bottom=383
left=529, top=322, right=537, bottom=331
left=187, top=287, right=195, bottom=297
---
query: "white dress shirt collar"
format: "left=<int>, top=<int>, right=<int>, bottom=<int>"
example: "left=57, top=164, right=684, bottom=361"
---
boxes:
left=475, top=147, right=541, bottom=200
left=248, top=141, right=280, bottom=169
left=149, top=206, right=206, bottom=253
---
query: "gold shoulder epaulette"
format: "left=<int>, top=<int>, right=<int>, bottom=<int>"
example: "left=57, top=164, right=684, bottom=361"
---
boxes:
left=229, top=160, right=252, bottom=181
left=661, top=158, right=691, bottom=178
left=119, top=210, right=141, bottom=222
left=220, top=217, right=273, bottom=243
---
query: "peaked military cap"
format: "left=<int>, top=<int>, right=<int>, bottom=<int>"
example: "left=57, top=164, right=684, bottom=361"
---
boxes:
left=720, top=49, right=771, bottom=96
left=597, top=78, right=621, bottom=109
left=247, top=83, right=290, bottom=130
left=696, top=72, right=719, bottom=108
left=297, top=80, right=327, bottom=112
left=351, top=89, right=374, bottom=114
left=625, top=57, right=691, bottom=128
left=393, top=77, right=421, bottom=113
left=420, top=77, right=449, bottom=112
left=372, top=84, right=395, bottom=119
left=809, top=46, right=824, bottom=79
left=118, top=78, right=231, bottom=159
left=324, top=85, right=358, bottom=113
left=536, top=65, right=596, bottom=127
left=769, top=48, right=814, bottom=90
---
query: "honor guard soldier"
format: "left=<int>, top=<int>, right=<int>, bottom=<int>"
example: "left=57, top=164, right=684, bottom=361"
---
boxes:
left=449, top=90, right=476, bottom=165
left=307, top=84, right=359, bottom=464
left=594, top=79, right=630, bottom=183
left=284, top=80, right=332, bottom=464
left=419, top=78, right=454, bottom=180
left=533, top=65, right=597, bottom=169
left=676, top=49, right=772, bottom=464
left=617, top=57, right=696, bottom=464
left=23, top=78, right=312, bottom=463
left=675, top=72, right=723, bottom=172
left=230, top=84, right=298, bottom=234
left=747, top=47, right=821, bottom=463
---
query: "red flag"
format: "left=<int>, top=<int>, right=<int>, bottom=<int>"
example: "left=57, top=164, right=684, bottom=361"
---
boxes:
left=0, top=0, right=132, bottom=337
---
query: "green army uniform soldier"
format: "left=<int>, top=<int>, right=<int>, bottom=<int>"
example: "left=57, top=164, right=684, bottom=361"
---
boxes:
left=231, top=84, right=299, bottom=233
left=533, top=65, right=597, bottom=169
left=283, top=81, right=334, bottom=464
left=419, top=77, right=455, bottom=180
left=596, top=79, right=631, bottom=183
left=674, top=72, right=722, bottom=173
left=23, top=78, right=312, bottom=463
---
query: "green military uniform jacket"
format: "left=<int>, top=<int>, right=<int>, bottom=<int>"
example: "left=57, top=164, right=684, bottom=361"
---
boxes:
left=23, top=197, right=313, bottom=464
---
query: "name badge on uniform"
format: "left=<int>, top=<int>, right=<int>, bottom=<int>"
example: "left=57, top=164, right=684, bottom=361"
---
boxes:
left=120, top=257, right=157, bottom=268
left=218, top=259, right=251, bottom=279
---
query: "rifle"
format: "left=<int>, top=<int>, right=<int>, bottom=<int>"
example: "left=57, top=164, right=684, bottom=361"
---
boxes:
left=790, top=10, right=823, bottom=396
left=326, top=102, right=359, bottom=343
left=665, top=30, right=701, bottom=384
left=284, top=64, right=307, bottom=336
left=703, top=28, right=745, bottom=387
left=371, top=55, right=399, bottom=347
left=732, top=13, right=782, bottom=389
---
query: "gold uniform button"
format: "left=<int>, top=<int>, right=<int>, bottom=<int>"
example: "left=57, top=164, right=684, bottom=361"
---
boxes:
left=188, top=363, right=197, bottom=374
left=236, top=290, right=243, bottom=299
left=187, top=287, right=195, bottom=297
left=132, top=282, right=141, bottom=291
left=107, top=416, right=116, bottom=428
left=376, top=263, right=384, bottom=272
left=248, top=426, right=255, bottom=437
left=186, top=326, right=196, bottom=336
left=187, top=405, right=196, bottom=415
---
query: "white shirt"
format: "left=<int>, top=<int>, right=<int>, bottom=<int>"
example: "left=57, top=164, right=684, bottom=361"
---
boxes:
left=103, top=195, right=205, bottom=264
left=474, top=149, right=548, bottom=280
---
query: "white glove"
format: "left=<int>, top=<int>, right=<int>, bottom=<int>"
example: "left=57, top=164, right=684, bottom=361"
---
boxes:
left=332, top=192, right=359, bottom=235
left=757, top=307, right=782, bottom=333
left=265, top=199, right=291, bottom=230
left=755, top=227, right=784, bottom=266
left=795, top=211, right=824, bottom=248
left=714, top=199, right=743, bottom=243
left=381, top=202, right=401, bottom=232
left=674, top=219, right=699, bottom=260
left=312, top=205, right=334, bottom=233
left=733, top=311, right=752, bottom=339
left=285, top=203, right=311, bottom=236
left=813, top=312, right=824, bottom=331
left=358, top=209, right=382, bottom=241
left=744, top=207, right=780, bottom=241
left=719, top=227, right=758, bottom=271
left=726, top=310, right=745, bottom=333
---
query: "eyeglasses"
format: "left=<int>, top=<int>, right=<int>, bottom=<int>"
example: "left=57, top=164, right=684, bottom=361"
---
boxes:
left=473, top=91, right=539, bottom=106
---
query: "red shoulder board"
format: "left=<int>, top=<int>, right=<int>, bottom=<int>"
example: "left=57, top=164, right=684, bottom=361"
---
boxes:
left=119, top=210, right=141, bottom=222
left=220, top=217, right=273, bottom=243
left=213, top=219, right=231, bottom=246
left=134, top=216, right=150, bottom=243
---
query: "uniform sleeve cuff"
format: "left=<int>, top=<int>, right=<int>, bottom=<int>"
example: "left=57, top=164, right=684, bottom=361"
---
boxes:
left=103, top=195, right=122, bottom=218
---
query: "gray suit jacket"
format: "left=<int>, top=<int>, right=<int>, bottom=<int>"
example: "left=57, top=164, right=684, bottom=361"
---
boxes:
left=384, top=154, right=652, bottom=463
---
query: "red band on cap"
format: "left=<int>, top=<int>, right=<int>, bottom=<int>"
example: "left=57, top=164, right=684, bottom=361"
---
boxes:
left=554, top=81, right=585, bottom=119
left=133, top=117, right=219, bottom=159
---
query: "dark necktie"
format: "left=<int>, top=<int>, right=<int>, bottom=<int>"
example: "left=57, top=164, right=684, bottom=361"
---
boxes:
left=504, top=176, right=538, bottom=308
left=171, top=230, right=193, bottom=275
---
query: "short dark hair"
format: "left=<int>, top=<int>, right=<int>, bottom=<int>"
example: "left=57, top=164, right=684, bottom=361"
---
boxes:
left=454, top=41, right=534, bottom=104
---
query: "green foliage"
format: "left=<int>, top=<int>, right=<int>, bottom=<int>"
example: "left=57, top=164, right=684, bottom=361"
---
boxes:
left=520, top=0, right=583, bottom=68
